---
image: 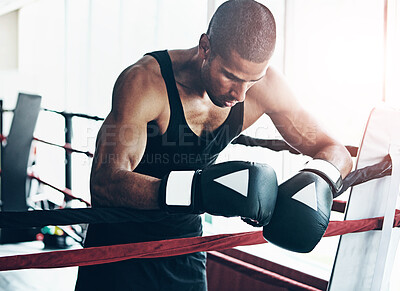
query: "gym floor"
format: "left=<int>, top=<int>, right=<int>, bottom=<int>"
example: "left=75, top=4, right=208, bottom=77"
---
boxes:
left=0, top=241, right=79, bottom=291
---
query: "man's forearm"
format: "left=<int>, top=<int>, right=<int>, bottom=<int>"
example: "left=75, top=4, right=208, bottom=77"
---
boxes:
left=313, top=144, right=353, bottom=178
left=90, top=170, right=161, bottom=209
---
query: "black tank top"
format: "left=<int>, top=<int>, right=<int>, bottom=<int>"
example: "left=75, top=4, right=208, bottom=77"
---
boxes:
left=76, top=50, right=244, bottom=290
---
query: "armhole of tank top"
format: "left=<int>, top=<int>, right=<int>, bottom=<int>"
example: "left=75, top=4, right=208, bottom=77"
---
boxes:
left=145, top=51, right=184, bottom=136
left=231, top=101, right=244, bottom=136
left=238, top=101, right=244, bottom=133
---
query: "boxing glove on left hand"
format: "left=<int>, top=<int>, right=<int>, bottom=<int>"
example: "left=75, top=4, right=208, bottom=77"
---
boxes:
left=159, top=161, right=278, bottom=226
left=262, top=159, right=342, bottom=253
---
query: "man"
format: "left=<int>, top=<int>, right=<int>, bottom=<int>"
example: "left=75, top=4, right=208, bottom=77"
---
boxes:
left=75, top=0, right=353, bottom=290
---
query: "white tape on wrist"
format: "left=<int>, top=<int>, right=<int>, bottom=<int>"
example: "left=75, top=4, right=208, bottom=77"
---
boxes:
left=303, top=159, right=342, bottom=192
left=165, top=171, right=196, bottom=206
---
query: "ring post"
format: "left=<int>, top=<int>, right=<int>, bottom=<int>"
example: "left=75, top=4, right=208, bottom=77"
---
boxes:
left=64, top=113, right=72, bottom=199
left=0, top=99, right=3, bottom=207
left=0, top=93, right=42, bottom=244
left=371, top=145, right=400, bottom=290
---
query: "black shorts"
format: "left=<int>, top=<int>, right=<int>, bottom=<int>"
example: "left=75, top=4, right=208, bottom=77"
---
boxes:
left=75, top=251, right=207, bottom=291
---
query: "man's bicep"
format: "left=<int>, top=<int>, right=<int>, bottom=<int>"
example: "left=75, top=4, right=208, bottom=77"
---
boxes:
left=92, top=115, right=148, bottom=174
left=97, top=64, right=162, bottom=171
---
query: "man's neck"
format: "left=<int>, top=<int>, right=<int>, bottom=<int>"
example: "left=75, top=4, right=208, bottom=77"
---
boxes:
left=172, top=47, right=207, bottom=99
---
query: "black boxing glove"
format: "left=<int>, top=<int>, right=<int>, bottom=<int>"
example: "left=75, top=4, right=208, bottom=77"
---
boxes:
left=262, top=159, right=342, bottom=253
left=159, top=161, right=278, bottom=226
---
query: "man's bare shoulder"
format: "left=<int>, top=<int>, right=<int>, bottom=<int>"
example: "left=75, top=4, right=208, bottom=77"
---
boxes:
left=116, top=55, right=165, bottom=102
left=248, top=66, right=300, bottom=115
left=111, top=55, right=167, bottom=123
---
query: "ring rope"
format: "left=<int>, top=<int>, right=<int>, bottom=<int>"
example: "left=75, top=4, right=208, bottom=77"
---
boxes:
left=42, top=108, right=105, bottom=121
left=0, top=200, right=348, bottom=229
left=0, top=207, right=160, bottom=228
left=0, top=134, right=94, bottom=157
left=232, top=135, right=360, bottom=158
left=334, top=154, right=392, bottom=198
left=331, top=200, right=346, bottom=213
left=207, top=250, right=322, bottom=291
left=33, top=137, right=93, bottom=157
left=0, top=211, right=399, bottom=272
left=28, top=172, right=91, bottom=206
left=0, top=167, right=90, bottom=206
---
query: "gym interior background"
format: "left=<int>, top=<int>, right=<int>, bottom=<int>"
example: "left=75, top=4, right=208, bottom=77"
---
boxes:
left=0, top=0, right=399, bottom=289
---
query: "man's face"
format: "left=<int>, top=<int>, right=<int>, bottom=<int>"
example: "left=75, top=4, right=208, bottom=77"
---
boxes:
left=201, top=49, right=269, bottom=108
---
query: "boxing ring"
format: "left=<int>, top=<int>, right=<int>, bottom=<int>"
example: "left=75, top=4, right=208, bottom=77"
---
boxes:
left=0, top=93, right=399, bottom=290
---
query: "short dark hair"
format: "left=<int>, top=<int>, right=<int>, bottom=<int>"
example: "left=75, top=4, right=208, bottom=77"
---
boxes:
left=206, top=0, right=276, bottom=63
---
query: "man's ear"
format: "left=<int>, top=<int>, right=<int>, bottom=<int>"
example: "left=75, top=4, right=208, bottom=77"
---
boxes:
left=199, top=34, right=211, bottom=59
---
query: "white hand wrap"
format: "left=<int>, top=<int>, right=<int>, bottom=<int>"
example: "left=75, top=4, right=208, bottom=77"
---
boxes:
left=165, top=171, right=196, bottom=206
left=302, top=159, right=343, bottom=192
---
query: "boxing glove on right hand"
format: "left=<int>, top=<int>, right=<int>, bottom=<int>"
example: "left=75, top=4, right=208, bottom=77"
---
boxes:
left=159, top=161, right=278, bottom=226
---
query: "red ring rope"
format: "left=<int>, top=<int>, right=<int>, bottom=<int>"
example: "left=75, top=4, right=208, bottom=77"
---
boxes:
left=0, top=210, right=399, bottom=272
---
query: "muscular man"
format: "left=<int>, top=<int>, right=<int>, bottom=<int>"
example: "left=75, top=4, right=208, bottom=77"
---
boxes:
left=75, top=0, right=353, bottom=290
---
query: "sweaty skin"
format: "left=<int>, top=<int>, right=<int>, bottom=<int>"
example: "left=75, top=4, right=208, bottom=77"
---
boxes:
left=90, top=34, right=353, bottom=209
